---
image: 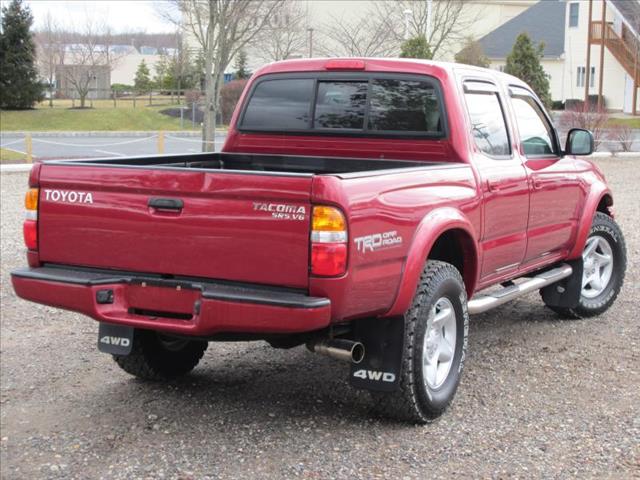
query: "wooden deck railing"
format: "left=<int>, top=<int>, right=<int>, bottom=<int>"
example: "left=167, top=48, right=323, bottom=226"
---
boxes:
left=590, top=21, right=640, bottom=83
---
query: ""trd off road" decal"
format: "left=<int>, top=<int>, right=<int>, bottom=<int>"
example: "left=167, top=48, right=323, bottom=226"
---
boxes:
left=354, top=230, right=403, bottom=253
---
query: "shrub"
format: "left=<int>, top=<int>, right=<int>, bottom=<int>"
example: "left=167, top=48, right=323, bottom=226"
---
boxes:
left=220, top=79, right=248, bottom=124
left=400, top=36, right=433, bottom=60
left=606, top=124, right=633, bottom=153
left=558, top=104, right=609, bottom=151
left=184, top=89, right=201, bottom=105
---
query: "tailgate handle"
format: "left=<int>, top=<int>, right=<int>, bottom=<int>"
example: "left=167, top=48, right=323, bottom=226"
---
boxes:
left=148, top=197, right=184, bottom=211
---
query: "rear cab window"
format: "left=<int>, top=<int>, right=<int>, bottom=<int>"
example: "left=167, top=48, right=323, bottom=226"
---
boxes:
left=238, top=73, right=446, bottom=137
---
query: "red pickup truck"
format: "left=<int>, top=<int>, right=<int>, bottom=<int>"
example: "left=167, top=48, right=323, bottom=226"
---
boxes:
left=12, top=58, right=626, bottom=423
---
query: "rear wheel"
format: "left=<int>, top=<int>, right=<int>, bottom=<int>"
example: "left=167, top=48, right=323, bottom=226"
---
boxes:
left=113, top=329, right=208, bottom=380
left=372, top=260, right=468, bottom=423
left=547, top=212, right=626, bottom=319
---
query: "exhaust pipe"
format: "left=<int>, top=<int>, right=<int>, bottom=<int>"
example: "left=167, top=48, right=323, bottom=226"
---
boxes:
left=308, top=338, right=365, bottom=364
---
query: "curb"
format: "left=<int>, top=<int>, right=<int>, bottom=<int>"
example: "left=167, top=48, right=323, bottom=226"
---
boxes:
left=588, top=152, right=640, bottom=158
left=0, top=130, right=227, bottom=138
left=0, top=164, right=33, bottom=173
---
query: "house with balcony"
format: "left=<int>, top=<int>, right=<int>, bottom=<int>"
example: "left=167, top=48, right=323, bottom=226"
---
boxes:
left=476, top=0, right=639, bottom=114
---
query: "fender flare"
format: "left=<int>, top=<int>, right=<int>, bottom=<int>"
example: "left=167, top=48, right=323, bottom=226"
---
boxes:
left=385, top=207, right=479, bottom=317
left=567, top=186, right=612, bottom=259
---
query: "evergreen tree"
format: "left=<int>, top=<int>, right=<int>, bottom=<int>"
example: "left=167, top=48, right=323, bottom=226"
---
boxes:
left=134, top=59, right=152, bottom=92
left=455, top=37, right=490, bottom=68
left=399, top=36, right=433, bottom=60
left=0, top=0, right=43, bottom=109
left=154, top=55, right=170, bottom=90
left=234, top=50, right=250, bottom=80
left=504, top=33, right=552, bottom=108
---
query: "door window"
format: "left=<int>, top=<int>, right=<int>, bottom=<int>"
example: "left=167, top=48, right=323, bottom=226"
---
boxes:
left=511, top=96, right=557, bottom=156
left=464, top=91, right=511, bottom=158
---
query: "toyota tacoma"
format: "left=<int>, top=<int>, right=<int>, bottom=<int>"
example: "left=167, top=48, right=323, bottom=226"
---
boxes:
left=12, top=58, right=626, bottom=423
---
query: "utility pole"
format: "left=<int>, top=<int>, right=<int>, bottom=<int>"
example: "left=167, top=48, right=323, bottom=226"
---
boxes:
left=597, top=0, right=606, bottom=111
left=404, top=9, right=412, bottom=40
left=307, top=27, right=314, bottom=58
left=584, top=0, right=594, bottom=108
left=426, top=0, right=433, bottom=41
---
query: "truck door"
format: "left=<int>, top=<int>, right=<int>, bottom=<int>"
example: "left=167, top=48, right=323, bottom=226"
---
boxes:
left=462, top=80, right=529, bottom=282
left=508, top=86, right=583, bottom=266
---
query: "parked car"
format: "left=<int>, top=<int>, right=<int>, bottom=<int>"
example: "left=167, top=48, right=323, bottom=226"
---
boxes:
left=12, top=58, right=626, bottom=423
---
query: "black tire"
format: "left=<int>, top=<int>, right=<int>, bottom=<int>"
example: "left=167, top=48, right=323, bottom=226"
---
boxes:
left=547, top=212, right=626, bottom=319
left=372, top=260, right=469, bottom=423
left=113, top=329, right=208, bottom=380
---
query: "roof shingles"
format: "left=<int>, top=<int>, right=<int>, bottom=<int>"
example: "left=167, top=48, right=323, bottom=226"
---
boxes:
left=477, top=0, right=566, bottom=60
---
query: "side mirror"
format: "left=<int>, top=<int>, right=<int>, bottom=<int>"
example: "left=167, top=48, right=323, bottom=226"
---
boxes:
left=565, top=128, right=594, bottom=156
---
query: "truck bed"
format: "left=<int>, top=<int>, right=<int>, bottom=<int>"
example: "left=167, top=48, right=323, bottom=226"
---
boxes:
left=36, top=152, right=457, bottom=291
left=45, top=152, right=444, bottom=177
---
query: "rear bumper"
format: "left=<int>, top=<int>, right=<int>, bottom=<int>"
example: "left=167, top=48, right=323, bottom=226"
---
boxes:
left=11, top=266, right=331, bottom=336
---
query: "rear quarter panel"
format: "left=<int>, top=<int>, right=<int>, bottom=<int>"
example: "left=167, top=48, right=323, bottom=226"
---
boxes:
left=309, top=165, right=480, bottom=321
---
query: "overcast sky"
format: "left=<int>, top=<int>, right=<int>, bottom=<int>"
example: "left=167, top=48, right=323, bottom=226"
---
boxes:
left=22, top=1, right=177, bottom=33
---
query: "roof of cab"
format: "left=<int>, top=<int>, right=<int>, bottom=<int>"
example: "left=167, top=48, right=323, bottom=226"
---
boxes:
left=252, top=57, right=529, bottom=91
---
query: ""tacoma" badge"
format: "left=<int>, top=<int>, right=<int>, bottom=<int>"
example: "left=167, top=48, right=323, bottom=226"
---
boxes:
left=253, top=202, right=307, bottom=221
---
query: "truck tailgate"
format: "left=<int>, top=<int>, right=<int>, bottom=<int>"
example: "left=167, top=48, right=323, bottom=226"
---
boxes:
left=37, top=164, right=312, bottom=288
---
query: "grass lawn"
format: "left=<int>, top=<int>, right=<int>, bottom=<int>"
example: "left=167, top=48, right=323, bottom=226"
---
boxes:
left=606, top=117, right=640, bottom=129
left=0, top=147, right=27, bottom=164
left=0, top=105, right=197, bottom=132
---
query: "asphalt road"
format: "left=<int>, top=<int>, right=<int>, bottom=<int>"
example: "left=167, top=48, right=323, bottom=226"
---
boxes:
left=0, top=133, right=227, bottom=160
left=1, top=131, right=639, bottom=161
left=1, top=158, right=639, bottom=479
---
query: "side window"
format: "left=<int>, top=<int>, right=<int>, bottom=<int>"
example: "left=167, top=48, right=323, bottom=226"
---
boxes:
left=241, top=79, right=314, bottom=130
left=511, top=96, right=557, bottom=157
left=464, top=91, right=511, bottom=158
left=314, top=81, right=368, bottom=129
left=569, top=2, right=579, bottom=27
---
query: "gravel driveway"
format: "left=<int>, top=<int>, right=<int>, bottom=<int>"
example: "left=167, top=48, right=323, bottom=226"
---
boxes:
left=1, top=158, right=639, bottom=479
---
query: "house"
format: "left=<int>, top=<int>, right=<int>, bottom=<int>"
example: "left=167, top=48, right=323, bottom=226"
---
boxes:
left=477, top=1, right=566, bottom=103
left=182, top=0, right=536, bottom=74
left=110, top=53, right=163, bottom=86
left=476, top=0, right=640, bottom=113
left=55, top=64, right=111, bottom=100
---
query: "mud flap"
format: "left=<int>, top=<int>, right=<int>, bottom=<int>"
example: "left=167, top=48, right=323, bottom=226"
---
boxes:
left=97, top=323, right=134, bottom=355
left=540, top=258, right=583, bottom=308
left=349, top=316, right=404, bottom=392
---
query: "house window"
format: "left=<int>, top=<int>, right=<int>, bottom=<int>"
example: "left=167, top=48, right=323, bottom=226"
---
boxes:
left=569, top=2, right=579, bottom=27
left=576, top=66, right=596, bottom=87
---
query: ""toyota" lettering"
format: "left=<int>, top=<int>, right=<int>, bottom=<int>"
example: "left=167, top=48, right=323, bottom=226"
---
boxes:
left=44, top=189, right=93, bottom=204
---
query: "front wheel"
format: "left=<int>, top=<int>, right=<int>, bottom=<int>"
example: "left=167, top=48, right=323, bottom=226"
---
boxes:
left=113, top=329, right=208, bottom=380
left=547, top=212, right=626, bottom=319
left=372, top=260, right=469, bottom=423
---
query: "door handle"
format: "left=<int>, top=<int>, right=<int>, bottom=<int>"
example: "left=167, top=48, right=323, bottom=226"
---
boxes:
left=148, top=197, right=184, bottom=211
left=486, top=179, right=508, bottom=192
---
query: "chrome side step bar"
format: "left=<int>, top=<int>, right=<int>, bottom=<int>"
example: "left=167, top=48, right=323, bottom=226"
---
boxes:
left=468, top=264, right=573, bottom=315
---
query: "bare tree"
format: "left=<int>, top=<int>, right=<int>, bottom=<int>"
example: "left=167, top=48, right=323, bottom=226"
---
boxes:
left=174, top=0, right=284, bottom=152
left=373, top=0, right=476, bottom=60
left=35, top=12, right=65, bottom=107
left=253, top=2, right=307, bottom=62
left=317, top=11, right=398, bottom=57
left=61, top=19, right=124, bottom=108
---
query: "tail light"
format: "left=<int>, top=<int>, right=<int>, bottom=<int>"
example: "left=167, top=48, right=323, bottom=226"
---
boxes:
left=23, top=188, right=39, bottom=250
left=310, top=206, right=347, bottom=276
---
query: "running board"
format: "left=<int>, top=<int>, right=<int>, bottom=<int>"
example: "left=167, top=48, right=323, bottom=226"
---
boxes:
left=468, top=264, right=573, bottom=315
